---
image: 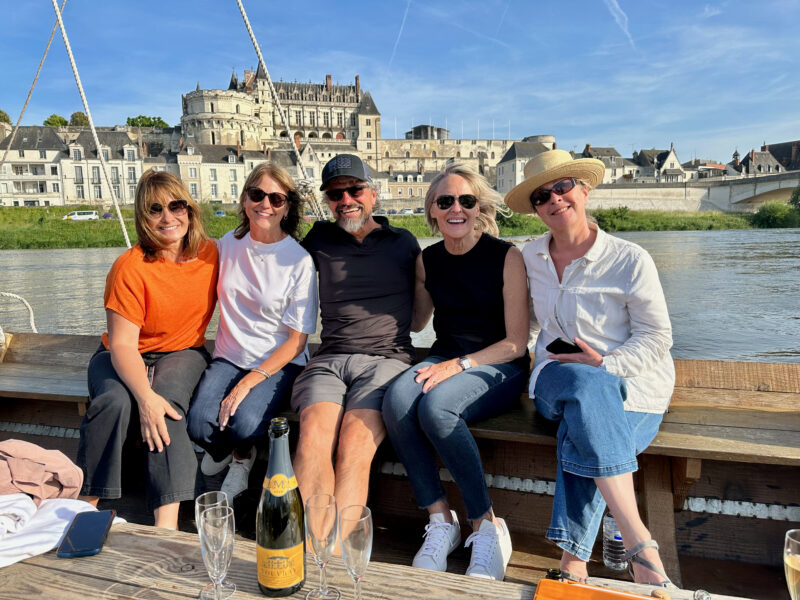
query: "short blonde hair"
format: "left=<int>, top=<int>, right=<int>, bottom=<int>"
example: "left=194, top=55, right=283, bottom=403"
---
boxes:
left=134, top=170, right=207, bottom=262
left=424, top=162, right=501, bottom=237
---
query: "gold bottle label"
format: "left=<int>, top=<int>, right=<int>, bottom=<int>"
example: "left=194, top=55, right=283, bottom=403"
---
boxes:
left=263, top=473, right=298, bottom=497
left=257, top=542, right=304, bottom=588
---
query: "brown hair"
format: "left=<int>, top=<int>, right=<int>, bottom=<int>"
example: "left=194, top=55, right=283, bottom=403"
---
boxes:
left=134, top=169, right=207, bottom=262
left=424, top=162, right=501, bottom=237
left=234, top=162, right=302, bottom=240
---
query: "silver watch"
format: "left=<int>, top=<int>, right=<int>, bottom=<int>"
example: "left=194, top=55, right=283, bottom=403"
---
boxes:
left=458, top=356, right=472, bottom=371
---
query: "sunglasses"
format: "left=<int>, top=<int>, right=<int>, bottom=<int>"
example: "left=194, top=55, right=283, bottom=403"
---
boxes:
left=148, top=199, right=188, bottom=217
left=325, top=184, right=368, bottom=202
left=529, top=178, right=578, bottom=208
left=246, top=187, right=288, bottom=208
left=434, top=194, right=478, bottom=210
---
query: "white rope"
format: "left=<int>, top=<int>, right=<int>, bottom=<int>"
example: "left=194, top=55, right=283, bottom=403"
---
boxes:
left=0, top=0, right=67, bottom=173
left=50, top=0, right=131, bottom=248
left=0, top=292, right=38, bottom=334
left=234, top=0, right=326, bottom=219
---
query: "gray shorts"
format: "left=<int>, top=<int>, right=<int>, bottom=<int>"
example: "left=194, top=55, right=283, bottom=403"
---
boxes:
left=290, top=353, right=410, bottom=413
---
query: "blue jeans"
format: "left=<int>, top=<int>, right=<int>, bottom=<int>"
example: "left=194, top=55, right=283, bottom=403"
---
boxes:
left=533, top=362, right=663, bottom=561
left=382, top=357, right=526, bottom=521
left=187, top=358, right=302, bottom=461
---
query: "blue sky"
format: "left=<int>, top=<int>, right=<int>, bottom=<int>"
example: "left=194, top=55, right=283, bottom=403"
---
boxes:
left=1, top=0, right=798, bottom=163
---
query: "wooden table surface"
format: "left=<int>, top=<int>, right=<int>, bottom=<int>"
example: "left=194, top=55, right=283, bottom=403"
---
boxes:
left=0, top=523, right=751, bottom=600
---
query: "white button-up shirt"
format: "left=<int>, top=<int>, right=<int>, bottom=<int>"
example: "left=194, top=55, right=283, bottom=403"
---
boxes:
left=523, top=226, right=675, bottom=413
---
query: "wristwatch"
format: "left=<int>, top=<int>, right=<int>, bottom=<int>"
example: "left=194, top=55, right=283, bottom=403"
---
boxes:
left=458, top=356, right=472, bottom=371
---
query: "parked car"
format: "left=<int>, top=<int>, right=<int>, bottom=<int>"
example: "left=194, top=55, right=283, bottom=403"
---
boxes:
left=399, top=208, right=414, bottom=215
left=388, top=209, right=398, bottom=215
left=413, top=207, right=425, bottom=214
left=101, top=212, right=114, bottom=219
left=214, top=210, right=226, bottom=217
left=374, top=209, right=387, bottom=216
left=62, top=210, right=99, bottom=221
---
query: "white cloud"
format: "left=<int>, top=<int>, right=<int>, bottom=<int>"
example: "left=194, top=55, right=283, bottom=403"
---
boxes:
left=602, top=0, right=636, bottom=49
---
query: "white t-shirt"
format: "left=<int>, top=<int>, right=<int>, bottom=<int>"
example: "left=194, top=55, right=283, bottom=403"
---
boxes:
left=213, top=231, right=319, bottom=369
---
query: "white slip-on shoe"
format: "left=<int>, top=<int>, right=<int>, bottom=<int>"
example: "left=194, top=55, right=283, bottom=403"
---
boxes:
left=465, top=517, right=513, bottom=581
left=411, top=510, right=461, bottom=572
left=219, top=450, right=256, bottom=499
left=200, top=451, right=233, bottom=476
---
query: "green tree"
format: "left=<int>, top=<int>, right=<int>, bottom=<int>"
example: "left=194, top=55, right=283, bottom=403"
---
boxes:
left=126, top=115, right=170, bottom=128
left=751, top=201, right=800, bottom=228
left=0, top=109, right=10, bottom=124
left=69, top=111, right=89, bottom=126
left=43, top=114, right=68, bottom=127
left=790, top=183, right=800, bottom=212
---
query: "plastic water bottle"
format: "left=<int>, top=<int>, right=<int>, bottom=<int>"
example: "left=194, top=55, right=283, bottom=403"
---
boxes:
left=602, top=512, right=627, bottom=570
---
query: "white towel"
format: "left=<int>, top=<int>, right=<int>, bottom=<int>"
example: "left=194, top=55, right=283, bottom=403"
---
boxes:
left=0, top=498, right=125, bottom=567
left=0, top=493, right=37, bottom=539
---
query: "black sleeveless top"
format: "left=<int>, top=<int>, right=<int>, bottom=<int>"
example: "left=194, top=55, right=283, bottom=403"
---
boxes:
left=424, top=233, right=528, bottom=372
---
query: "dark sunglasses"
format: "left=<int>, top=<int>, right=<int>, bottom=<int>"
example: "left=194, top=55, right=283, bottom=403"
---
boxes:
left=325, top=184, right=368, bottom=202
left=529, top=178, right=578, bottom=208
left=246, top=187, right=288, bottom=208
left=148, top=199, right=188, bottom=217
left=435, top=194, right=478, bottom=210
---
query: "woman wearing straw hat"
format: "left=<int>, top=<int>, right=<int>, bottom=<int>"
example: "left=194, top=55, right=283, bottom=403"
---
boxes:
left=505, top=149, right=675, bottom=587
left=382, top=163, right=529, bottom=581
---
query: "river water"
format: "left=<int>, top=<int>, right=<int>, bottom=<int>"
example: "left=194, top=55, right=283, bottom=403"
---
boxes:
left=1, top=229, right=798, bottom=362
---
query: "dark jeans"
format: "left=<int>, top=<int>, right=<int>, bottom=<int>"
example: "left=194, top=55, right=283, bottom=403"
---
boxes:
left=77, top=345, right=210, bottom=511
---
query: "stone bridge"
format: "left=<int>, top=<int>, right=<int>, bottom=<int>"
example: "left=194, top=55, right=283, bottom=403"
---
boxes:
left=591, top=171, right=800, bottom=212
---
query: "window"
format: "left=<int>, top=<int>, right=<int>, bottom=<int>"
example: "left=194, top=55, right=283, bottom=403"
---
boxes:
left=366, top=131, right=372, bottom=138
left=397, top=188, right=403, bottom=195
left=18, top=150, right=24, bottom=157
left=336, top=113, right=343, bottom=127
left=52, top=183, right=60, bottom=193
left=111, top=167, right=119, bottom=183
left=93, top=185, right=102, bottom=199
left=39, top=150, right=47, bottom=159
left=76, top=185, right=84, bottom=199
left=366, top=119, right=371, bottom=126
left=228, top=155, right=236, bottom=164
left=102, top=149, right=110, bottom=161
left=126, top=150, right=135, bottom=161
left=323, top=113, right=330, bottom=127
left=432, top=151, right=437, bottom=158
left=128, top=167, right=136, bottom=181
left=231, top=184, right=238, bottom=197
left=129, top=185, right=135, bottom=198
left=210, top=102, right=215, bottom=113
left=295, top=111, right=302, bottom=125
left=398, top=175, right=404, bottom=182
left=211, top=184, right=218, bottom=198
left=309, top=113, right=315, bottom=126
left=417, top=187, right=422, bottom=196
left=73, top=149, right=82, bottom=160
left=189, top=167, right=197, bottom=178
left=366, top=142, right=372, bottom=149
left=74, top=166, right=83, bottom=183
left=50, top=166, right=58, bottom=176
left=210, top=169, right=217, bottom=181
left=230, top=169, right=237, bottom=181
left=408, top=187, right=413, bottom=196
left=113, top=185, right=120, bottom=199
left=350, top=114, right=356, bottom=126
left=91, top=166, right=101, bottom=184
left=190, top=183, right=198, bottom=197
left=405, top=152, right=410, bottom=158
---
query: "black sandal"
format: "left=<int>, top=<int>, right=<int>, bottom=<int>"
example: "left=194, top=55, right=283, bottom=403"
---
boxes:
left=623, top=540, right=677, bottom=589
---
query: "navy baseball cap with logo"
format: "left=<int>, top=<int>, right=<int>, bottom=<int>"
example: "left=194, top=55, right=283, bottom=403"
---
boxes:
left=320, top=154, right=372, bottom=190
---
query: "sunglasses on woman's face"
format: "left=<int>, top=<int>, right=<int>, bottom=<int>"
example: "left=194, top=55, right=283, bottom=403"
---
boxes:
left=246, top=187, right=288, bottom=208
left=148, top=199, right=188, bottom=217
left=434, top=194, right=478, bottom=210
left=325, top=184, right=369, bottom=203
left=530, top=178, right=578, bottom=208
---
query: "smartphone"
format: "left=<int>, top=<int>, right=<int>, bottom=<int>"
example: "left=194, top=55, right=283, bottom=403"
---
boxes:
left=56, top=509, right=115, bottom=558
left=545, top=338, right=582, bottom=355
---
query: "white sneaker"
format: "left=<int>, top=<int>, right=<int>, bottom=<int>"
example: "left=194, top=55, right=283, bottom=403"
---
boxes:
left=411, top=511, right=461, bottom=572
left=200, top=452, right=233, bottom=476
left=219, top=450, right=256, bottom=499
left=465, top=517, right=513, bottom=581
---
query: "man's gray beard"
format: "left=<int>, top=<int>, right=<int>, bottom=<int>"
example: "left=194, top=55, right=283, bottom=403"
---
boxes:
left=336, top=207, right=370, bottom=233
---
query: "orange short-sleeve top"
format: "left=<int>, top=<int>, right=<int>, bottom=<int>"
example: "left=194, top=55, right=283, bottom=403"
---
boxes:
left=101, top=240, right=219, bottom=353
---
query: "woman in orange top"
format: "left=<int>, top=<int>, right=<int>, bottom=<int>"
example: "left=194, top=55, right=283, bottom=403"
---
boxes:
left=77, top=170, right=218, bottom=529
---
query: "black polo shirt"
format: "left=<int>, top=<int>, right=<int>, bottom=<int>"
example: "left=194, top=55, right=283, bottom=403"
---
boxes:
left=301, top=217, right=421, bottom=364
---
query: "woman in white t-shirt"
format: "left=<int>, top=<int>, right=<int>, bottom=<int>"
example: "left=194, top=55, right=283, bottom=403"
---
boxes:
left=188, top=163, right=318, bottom=498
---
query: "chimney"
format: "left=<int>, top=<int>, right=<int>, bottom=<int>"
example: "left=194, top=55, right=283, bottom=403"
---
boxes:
left=388, top=165, right=394, bottom=176
left=750, top=149, right=755, bottom=163
left=355, top=75, right=360, bottom=94
left=420, top=164, right=425, bottom=175
left=326, top=74, right=332, bottom=91
left=237, top=142, right=241, bottom=158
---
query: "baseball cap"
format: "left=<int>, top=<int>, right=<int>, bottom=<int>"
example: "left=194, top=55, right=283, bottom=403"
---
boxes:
left=320, top=154, right=372, bottom=190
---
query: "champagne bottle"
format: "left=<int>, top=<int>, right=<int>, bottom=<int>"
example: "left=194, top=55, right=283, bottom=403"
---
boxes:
left=256, top=417, right=305, bottom=596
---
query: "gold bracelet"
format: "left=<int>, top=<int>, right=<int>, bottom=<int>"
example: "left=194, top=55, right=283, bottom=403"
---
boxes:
left=251, top=367, right=270, bottom=379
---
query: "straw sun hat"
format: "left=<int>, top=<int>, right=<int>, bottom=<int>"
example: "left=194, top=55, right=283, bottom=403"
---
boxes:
left=504, top=149, right=605, bottom=214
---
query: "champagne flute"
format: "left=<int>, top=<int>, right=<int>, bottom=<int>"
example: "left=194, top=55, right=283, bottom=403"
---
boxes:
left=786, top=529, right=800, bottom=600
left=339, top=505, right=372, bottom=600
left=199, top=505, right=236, bottom=600
left=305, top=494, right=340, bottom=600
left=195, top=491, right=229, bottom=537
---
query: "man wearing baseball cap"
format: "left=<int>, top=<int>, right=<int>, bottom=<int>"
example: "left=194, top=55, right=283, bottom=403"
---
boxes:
left=292, top=153, right=423, bottom=515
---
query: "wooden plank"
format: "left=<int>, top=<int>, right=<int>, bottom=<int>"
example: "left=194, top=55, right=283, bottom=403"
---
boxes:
left=670, top=387, right=799, bottom=411
left=638, top=454, right=682, bottom=588
left=673, top=359, right=800, bottom=393
left=0, top=397, right=85, bottom=429
left=665, top=405, right=800, bottom=432
left=0, top=366, right=88, bottom=402
left=4, top=332, right=100, bottom=367
left=685, top=459, right=800, bottom=506
left=671, top=457, right=702, bottom=511
left=0, top=333, right=11, bottom=363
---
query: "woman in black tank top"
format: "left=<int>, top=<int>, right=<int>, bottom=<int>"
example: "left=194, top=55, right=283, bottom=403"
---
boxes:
left=382, top=163, right=529, bottom=581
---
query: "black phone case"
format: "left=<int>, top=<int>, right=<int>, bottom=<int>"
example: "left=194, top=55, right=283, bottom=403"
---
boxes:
left=545, top=338, right=582, bottom=354
left=56, top=509, right=115, bottom=558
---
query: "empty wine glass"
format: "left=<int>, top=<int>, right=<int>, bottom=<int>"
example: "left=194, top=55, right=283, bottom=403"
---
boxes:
left=786, top=529, right=800, bottom=600
left=305, top=494, right=340, bottom=600
left=199, top=505, right=236, bottom=600
left=195, top=490, right=229, bottom=538
left=339, top=505, right=372, bottom=600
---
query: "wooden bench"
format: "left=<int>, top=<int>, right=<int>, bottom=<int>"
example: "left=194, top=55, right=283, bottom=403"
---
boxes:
left=1, top=331, right=798, bottom=588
